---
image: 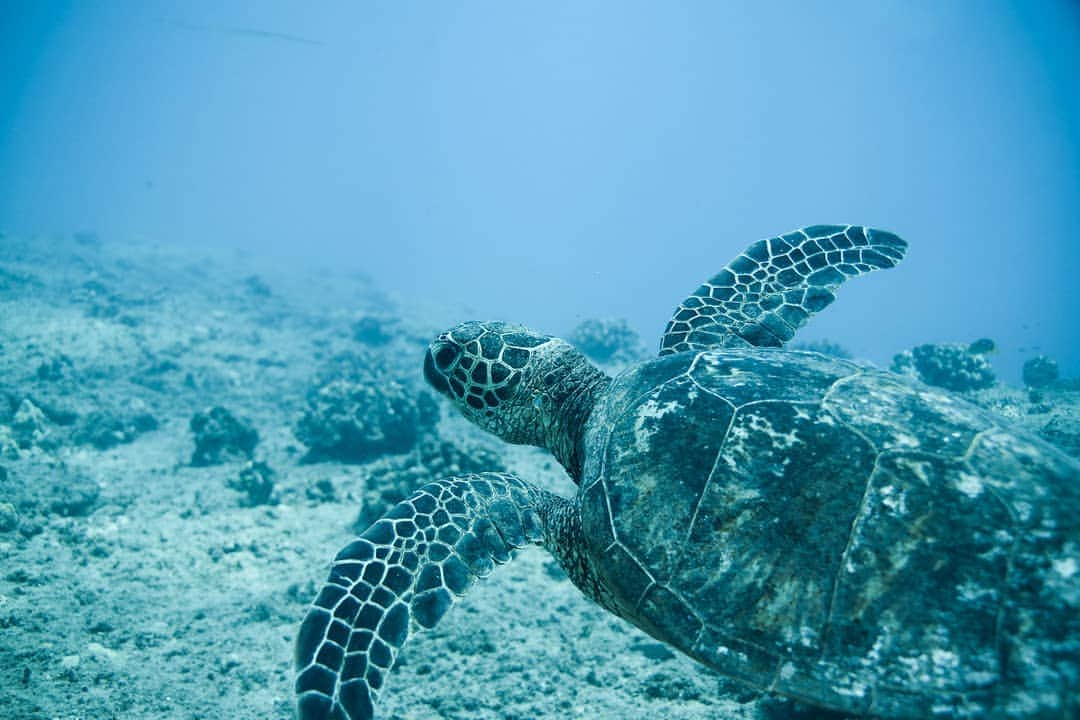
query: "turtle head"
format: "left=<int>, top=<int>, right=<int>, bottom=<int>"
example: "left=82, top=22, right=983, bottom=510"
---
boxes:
left=423, top=321, right=563, bottom=442
left=423, top=321, right=609, bottom=479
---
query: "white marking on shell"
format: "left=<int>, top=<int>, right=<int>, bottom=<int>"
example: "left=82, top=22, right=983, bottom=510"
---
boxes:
left=887, top=533, right=923, bottom=573
left=864, top=630, right=889, bottom=666
left=766, top=581, right=823, bottom=645
left=891, top=431, right=922, bottom=449
left=1047, top=544, right=1080, bottom=606
left=1053, top=556, right=1077, bottom=579
left=880, top=625, right=959, bottom=687
left=880, top=485, right=907, bottom=515
left=631, top=397, right=683, bottom=453
left=956, top=581, right=997, bottom=603
left=833, top=683, right=867, bottom=698
left=931, top=649, right=960, bottom=671
left=977, top=530, right=1013, bottom=562
left=897, top=656, right=927, bottom=683
left=798, top=625, right=818, bottom=648
left=895, top=457, right=933, bottom=485
left=780, top=662, right=796, bottom=680
left=1013, top=500, right=1033, bottom=523
left=721, top=409, right=803, bottom=476
left=713, top=548, right=735, bottom=575
left=744, top=412, right=801, bottom=452
left=955, top=472, right=984, bottom=498
left=720, top=423, right=750, bottom=470
left=714, top=482, right=761, bottom=504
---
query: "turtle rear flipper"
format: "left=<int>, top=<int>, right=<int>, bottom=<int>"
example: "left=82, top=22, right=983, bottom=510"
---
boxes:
left=295, top=473, right=570, bottom=720
left=659, top=225, right=906, bottom=355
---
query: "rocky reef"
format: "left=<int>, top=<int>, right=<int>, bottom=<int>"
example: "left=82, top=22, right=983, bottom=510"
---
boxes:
left=190, top=406, right=259, bottom=466
left=73, top=406, right=159, bottom=450
left=351, top=313, right=397, bottom=346
left=227, top=460, right=277, bottom=506
left=568, top=318, right=647, bottom=365
left=891, top=341, right=997, bottom=392
left=1023, top=355, right=1060, bottom=389
left=294, top=351, right=439, bottom=463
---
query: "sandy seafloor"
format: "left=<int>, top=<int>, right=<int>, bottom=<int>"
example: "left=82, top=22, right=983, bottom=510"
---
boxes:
left=0, top=234, right=1076, bottom=720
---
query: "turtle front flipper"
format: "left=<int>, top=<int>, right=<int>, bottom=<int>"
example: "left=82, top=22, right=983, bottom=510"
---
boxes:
left=659, top=225, right=906, bottom=355
left=295, top=472, right=572, bottom=720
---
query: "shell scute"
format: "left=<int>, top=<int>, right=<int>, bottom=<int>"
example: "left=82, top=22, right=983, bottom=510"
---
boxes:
left=823, top=452, right=1008, bottom=694
left=675, top=399, right=876, bottom=653
left=636, top=584, right=702, bottom=645
left=823, top=372, right=990, bottom=457
left=596, top=373, right=734, bottom=585
left=687, top=349, right=857, bottom=407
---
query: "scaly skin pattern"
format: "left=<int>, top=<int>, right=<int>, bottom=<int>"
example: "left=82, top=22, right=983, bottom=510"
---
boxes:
left=424, top=320, right=609, bottom=482
left=294, top=472, right=608, bottom=720
left=659, top=225, right=906, bottom=353
left=580, top=348, right=1080, bottom=718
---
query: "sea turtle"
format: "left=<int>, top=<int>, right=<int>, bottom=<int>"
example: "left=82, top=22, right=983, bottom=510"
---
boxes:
left=295, top=225, right=1080, bottom=719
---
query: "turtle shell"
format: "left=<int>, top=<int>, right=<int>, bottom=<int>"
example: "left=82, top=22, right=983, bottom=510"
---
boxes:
left=578, top=348, right=1080, bottom=718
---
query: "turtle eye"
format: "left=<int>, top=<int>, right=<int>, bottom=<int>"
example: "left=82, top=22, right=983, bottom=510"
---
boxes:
left=433, top=343, right=460, bottom=371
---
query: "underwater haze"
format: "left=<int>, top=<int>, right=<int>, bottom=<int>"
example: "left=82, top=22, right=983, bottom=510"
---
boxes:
left=2, top=0, right=1079, bottom=381
left=3, top=4, right=1080, bottom=720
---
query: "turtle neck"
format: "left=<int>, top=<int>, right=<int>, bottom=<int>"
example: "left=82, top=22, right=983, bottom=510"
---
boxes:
left=538, top=349, right=611, bottom=484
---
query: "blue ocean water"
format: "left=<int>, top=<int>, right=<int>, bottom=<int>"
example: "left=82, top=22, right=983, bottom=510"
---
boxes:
left=2, top=1, right=1078, bottom=381
left=2, top=6, right=1080, bottom=720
